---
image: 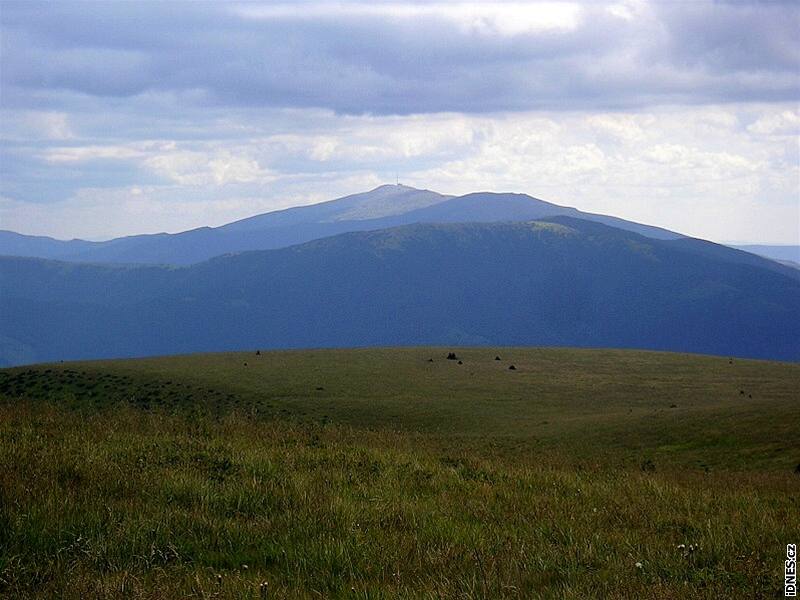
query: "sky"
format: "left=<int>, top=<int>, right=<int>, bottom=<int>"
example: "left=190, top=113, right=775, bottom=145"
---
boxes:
left=0, top=0, right=798, bottom=244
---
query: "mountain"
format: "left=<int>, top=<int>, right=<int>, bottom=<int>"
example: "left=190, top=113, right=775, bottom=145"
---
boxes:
left=0, top=230, right=100, bottom=261
left=0, top=185, right=450, bottom=265
left=223, top=184, right=450, bottom=230
left=382, top=192, right=683, bottom=240
left=2, top=216, right=798, bottom=366
left=0, top=185, right=687, bottom=265
left=731, top=244, right=800, bottom=269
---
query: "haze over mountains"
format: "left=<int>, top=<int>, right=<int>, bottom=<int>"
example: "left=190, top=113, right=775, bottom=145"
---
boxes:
left=2, top=205, right=799, bottom=365
left=729, top=244, right=800, bottom=269
left=0, top=185, right=690, bottom=265
left=1, top=185, right=798, bottom=365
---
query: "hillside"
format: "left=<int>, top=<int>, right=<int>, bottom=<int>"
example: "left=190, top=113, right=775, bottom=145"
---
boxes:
left=1, top=347, right=798, bottom=598
left=384, top=192, right=683, bottom=240
left=0, top=185, right=688, bottom=265
left=3, top=347, right=798, bottom=466
left=1, top=217, right=798, bottom=366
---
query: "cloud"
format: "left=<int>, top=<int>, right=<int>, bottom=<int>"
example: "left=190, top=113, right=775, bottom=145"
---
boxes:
left=399, top=104, right=798, bottom=243
left=42, top=145, right=145, bottom=163
left=746, top=109, right=800, bottom=136
left=1, top=103, right=797, bottom=243
left=1, top=1, right=797, bottom=115
left=0, top=172, right=385, bottom=240
left=1, top=2, right=797, bottom=244
left=143, top=151, right=270, bottom=186
left=0, top=111, right=75, bottom=141
left=235, top=3, right=583, bottom=36
left=36, top=140, right=274, bottom=186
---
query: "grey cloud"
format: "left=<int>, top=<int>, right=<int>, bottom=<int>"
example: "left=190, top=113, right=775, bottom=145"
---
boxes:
left=1, top=1, right=798, bottom=115
left=656, top=2, right=799, bottom=72
left=0, top=142, right=165, bottom=203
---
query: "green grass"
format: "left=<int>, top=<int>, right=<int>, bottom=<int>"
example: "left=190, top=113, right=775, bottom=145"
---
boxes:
left=1, top=347, right=798, bottom=598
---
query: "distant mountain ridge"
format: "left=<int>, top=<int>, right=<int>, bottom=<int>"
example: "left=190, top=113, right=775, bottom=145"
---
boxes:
left=731, top=244, right=800, bottom=269
left=0, top=185, right=687, bottom=265
left=2, top=217, right=798, bottom=366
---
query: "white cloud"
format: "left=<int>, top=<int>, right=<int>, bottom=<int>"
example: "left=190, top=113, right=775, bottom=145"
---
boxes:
left=39, top=141, right=274, bottom=186
left=43, top=144, right=144, bottom=163
left=144, top=150, right=270, bottom=186
left=606, top=1, right=639, bottom=22
left=586, top=114, right=649, bottom=143
left=746, top=109, right=800, bottom=136
left=235, top=2, right=584, bottom=36
left=0, top=111, right=75, bottom=141
left=2, top=104, right=798, bottom=244
left=0, top=173, right=385, bottom=240
left=401, top=105, right=798, bottom=243
left=36, top=112, right=74, bottom=141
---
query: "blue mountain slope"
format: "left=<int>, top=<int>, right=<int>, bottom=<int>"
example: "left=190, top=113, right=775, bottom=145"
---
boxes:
left=222, top=184, right=451, bottom=231
left=732, top=245, right=800, bottom=268
left=0, top=186, right=684, bottom=265
left=0, top=230, right=99, bottom=260
left=382, top=192, right=683, bottom=240
left=2, top=217, right=797, bottom=366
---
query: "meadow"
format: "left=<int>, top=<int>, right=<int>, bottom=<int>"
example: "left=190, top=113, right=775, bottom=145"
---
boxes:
left=1, top=347, right=798, bottom=598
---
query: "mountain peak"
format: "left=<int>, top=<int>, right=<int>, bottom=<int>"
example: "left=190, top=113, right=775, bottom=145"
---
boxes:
left=0, top=185, right=685, bottom=265
left=371, top=183, right=419, bottom=192
left=320, top=184, right=451, bottom=222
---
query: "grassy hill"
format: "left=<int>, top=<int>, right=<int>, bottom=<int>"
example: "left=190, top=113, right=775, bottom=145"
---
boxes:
left=1, top=347, right=798, bottom=598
